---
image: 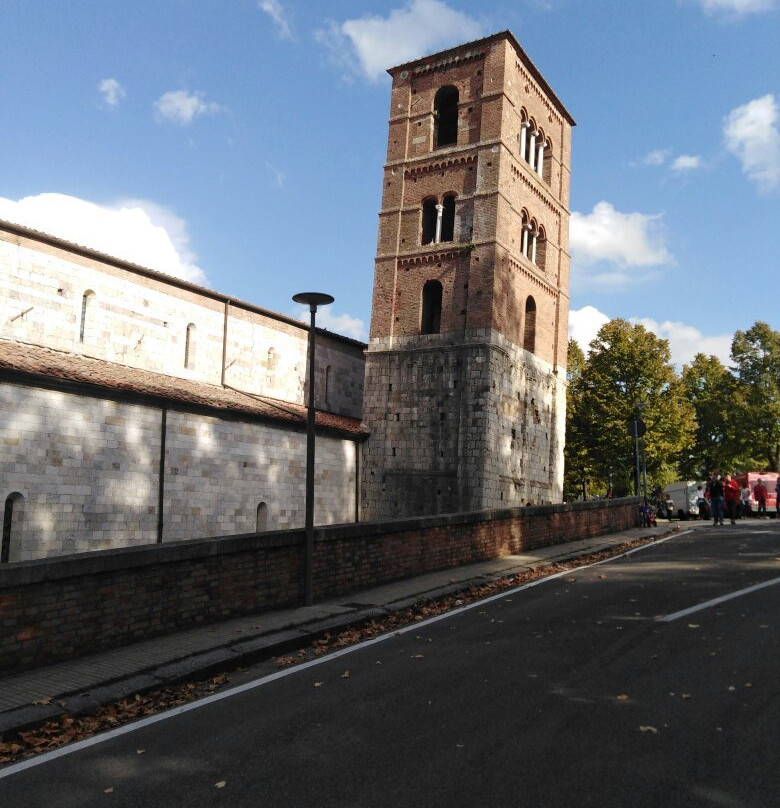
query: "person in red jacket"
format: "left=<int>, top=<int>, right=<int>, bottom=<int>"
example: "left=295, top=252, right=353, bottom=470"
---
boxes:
left=723, top=473, right=741, bottom=524
left=754, top=479, right=768, bottom=518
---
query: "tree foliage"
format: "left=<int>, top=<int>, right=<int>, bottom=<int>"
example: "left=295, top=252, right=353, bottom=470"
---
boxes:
left=565, top=319, right=695, bottom=497
left=564, top=319, right=779, bottom=498
left=730, top=322, right=780, bottom=471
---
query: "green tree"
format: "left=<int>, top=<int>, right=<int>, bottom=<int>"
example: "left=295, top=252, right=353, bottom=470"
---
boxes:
left=730, top=322, right=780, bottom=471
left=680, top=353, right=744, bottom=478
left=563, top=338, right=591, bottom=500
left=566, top=319, right=695, bottom=497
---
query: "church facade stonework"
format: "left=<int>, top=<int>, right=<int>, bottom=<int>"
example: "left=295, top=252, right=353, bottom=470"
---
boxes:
left=361, top=32, right=574, bottom=519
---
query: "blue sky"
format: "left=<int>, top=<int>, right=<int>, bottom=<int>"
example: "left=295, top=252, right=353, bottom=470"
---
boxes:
left=2, top=0, right=778, bottom=367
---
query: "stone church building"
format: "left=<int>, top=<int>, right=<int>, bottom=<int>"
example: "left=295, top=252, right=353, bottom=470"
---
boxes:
left=1, top=31, right=573, bottom=562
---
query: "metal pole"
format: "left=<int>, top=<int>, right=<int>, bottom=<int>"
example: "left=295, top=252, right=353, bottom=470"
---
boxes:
left=304, top=304, right=316, bottom=606
left=634, top=423, right=641, bottom=497
left=293, top=291, right=333, bottom=607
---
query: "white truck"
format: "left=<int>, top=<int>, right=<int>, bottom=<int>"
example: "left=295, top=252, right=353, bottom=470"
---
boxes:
left=663, top=480, right=706, bottom=519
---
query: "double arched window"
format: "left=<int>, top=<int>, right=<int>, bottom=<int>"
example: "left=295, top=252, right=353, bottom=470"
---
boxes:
left=434, top=86, right=459, bottom=148
left=521, top=211, right=546, bottom=269
left=519, top=111, right=552, bottom=184
left=421, top=194, right=456, bottom=245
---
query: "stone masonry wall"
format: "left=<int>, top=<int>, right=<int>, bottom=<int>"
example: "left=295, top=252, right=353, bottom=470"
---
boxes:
left=0, top=381, right=358, bottom=560
left=0, top=228, right=364, bottom=418
left=361, top=328, right=565, bottom=520
left=0, top=498, right=639, bottom=674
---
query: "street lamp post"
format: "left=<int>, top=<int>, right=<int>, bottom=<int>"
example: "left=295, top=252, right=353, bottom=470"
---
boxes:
left=292, top=292, right=334, bottom=606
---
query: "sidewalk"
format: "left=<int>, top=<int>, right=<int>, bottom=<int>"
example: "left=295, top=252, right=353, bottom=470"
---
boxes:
left=0, top=523, right=686, bottom=738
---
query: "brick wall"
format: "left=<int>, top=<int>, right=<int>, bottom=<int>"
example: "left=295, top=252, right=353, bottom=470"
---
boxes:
left=0, top=498, right=638, bottom=674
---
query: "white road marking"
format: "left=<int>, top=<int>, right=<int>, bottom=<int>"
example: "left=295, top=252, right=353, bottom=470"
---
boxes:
left=657, top=576, right=780, bottom=623
left=0, top=531, right=682, bottom=778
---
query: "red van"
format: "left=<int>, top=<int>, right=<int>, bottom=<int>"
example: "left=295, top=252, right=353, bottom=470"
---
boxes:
left=735, top=471, right=778, bottom=515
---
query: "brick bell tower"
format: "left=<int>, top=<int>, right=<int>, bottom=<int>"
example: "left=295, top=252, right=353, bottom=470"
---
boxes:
left=361, top=31, right=575, bottom=520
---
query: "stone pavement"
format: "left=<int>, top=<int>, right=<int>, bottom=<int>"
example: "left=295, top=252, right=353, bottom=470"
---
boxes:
left=0, top=522, right=689, bottom=738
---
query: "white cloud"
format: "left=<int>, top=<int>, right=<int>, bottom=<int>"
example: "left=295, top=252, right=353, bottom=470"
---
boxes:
left=294, top=307, right=367, bottom=341
left=569, top=306, right=732, bottom=368
left=0, top=193, right=208, bottom=286
left=691, top=0, right=776, bottom=16
left=259, top=0, right=293, bottom=39
left=154, top=90, right=222, bottom=125
left=568, top=306, right=610, bottom=354
left=630, top=317, right=733, bottom=368
left=98, top=78, right=126, bottom=108
left=642, top=148, right=670, bottom=166
left=723, top=94, right=780, bottom=192
left=570, top=201, right=673, bottom=285
left=671, top=154, right=702, bottom=171
left=315, top=0, right=485, bottom=83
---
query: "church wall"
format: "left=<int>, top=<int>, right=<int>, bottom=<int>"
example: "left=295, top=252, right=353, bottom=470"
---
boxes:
left=0, top=380, right=358, bottom=561
left=0, top=228, right=364, bottom=418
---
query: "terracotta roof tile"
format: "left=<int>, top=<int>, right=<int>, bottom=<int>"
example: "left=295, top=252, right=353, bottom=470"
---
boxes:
left=0, top=339, right=366, bottom=439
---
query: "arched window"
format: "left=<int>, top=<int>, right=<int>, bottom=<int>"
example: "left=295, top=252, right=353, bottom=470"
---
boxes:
left=434, top=86, right=458, bottom=148
left=440, top=194, right=456, bottom=242
left=79, top=290, right=95, bottom=344
left=2, top=493, right=24, bottom=564
left=521, top=213, right=545, bottom=269
left=266, top=348, right=277, bottom=388
left=536, top=227, right=547, bottom=270
left=542, top=137, right=553, bottom=184
left=421, top=280, right=443, bottom=335
left=184, top=323, right=196, bottom=369
left=523, top=297, right=537, bottom=354
left=421, top=198, right=438, bottom=244
left=256, top=502, right=268, bottom=532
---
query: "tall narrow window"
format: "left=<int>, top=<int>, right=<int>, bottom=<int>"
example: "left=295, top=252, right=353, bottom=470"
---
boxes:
left=421, top=198, right=438, bottom=244
left=256, top=502, right=268, bottom=532
left=440, top=194, right=456, bottom=242
left=2, top=493, right=24, bottom=564
left=421, top=280, right=443, bottom=335
left=523, top=297, right=537, bottom=354
left=79, top=290, right=95, bottom=344
left=266, top=348, right=277, bottom=388
left=324, top=365, right=332, bottom=407
left=184, top=323, right=196, bottom=369
left=434, top=86, right=458, bottom=148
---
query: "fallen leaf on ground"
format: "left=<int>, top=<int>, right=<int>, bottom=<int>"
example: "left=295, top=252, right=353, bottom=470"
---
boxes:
left=341, top=671, right=350, bottom=678
left=617, top=694, right=630, bottom=701
left=215, top=781, right=226, bottom=789
left=639, top=726, right=658, bottom=734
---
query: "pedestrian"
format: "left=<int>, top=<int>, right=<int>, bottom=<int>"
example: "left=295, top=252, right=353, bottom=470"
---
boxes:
left=754, top=478, right=768, bottom=518
left=708, top=473, right=724, bottom=526
left=740, top=481, right=752, bottom=518
left=696, top=485, right=710, bottom=520
left=663, top=493, right=675, bottom=520
left=723, top=473, right=740, bottom=524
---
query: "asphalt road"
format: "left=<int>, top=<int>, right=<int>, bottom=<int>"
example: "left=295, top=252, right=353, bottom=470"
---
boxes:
left=2, top=522, right=779, bottom=807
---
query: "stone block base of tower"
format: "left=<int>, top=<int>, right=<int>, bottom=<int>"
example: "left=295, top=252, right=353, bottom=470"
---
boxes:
left=361, top=329, right=565, bottom=520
